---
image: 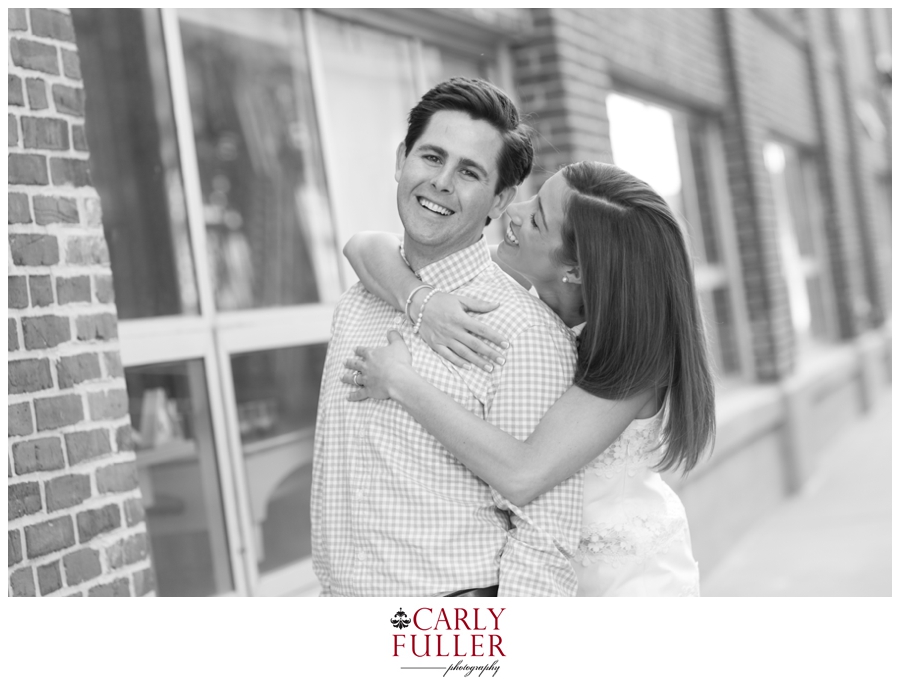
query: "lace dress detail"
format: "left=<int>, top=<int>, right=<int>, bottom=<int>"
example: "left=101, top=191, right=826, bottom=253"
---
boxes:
left=572, top=412, right=701, bottom=596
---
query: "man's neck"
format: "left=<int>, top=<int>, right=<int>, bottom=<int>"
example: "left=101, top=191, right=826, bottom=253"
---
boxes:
left=403, top=235, right=483, bottom=273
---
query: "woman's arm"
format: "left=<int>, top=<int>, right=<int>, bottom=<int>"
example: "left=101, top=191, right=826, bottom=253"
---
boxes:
left=343, top=232, right=509, bottom=368
left=343, top=332, right=654, bottom=507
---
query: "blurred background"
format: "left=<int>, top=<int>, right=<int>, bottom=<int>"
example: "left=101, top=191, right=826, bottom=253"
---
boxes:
left=8, top=8, right=891, bottom=597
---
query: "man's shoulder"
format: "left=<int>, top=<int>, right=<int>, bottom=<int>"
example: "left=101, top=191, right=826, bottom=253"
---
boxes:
left=464, top=265, right=572, bottom=341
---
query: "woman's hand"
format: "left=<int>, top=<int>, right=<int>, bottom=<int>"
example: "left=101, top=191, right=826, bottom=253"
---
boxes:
left=415, top=291, right=509, bottom=371
left=342, top=330, right=414, bottom=401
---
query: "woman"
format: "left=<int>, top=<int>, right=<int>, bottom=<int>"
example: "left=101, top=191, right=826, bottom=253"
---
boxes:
left=342, top=161, right=715, bottom=596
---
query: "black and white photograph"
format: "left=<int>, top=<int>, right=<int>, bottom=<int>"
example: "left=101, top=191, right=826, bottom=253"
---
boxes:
left=7, top=6, right=893, bottom=682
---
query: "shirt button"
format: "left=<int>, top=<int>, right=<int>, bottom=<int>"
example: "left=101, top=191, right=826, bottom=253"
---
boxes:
left=393, top=315, right=403, bottom=325
left=357, top=551, right=367, bottom=561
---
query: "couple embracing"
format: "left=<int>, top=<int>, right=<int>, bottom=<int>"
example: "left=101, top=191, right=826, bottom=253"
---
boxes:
left=311, top=77, right=715, bottom=597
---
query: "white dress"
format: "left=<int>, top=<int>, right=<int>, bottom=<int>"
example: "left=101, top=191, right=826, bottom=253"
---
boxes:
left=573, top=409, right=700, bottom=596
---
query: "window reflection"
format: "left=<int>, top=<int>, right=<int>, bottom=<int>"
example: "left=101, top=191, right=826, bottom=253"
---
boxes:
left=230, top=344, right=327, bottom=574
left=73, top=9, right=199, bottom=319
left=126, top=360, right=233, bottom=596
left=179, top=9, right=341, bottom=310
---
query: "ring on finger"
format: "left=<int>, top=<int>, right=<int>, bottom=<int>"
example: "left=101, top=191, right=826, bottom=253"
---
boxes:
left=353, top=370, right=364, bottom=387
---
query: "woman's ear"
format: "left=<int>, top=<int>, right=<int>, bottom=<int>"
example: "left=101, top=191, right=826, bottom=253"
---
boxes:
left=565, top=264, right=582, bottom=285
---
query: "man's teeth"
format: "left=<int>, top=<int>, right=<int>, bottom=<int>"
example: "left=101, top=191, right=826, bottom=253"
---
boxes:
left=506, top=224, right=519, bottom=245
left=419, top=198, right=453, bottom=216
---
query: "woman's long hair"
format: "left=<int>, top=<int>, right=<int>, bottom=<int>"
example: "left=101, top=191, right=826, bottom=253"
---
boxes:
left=559, top=161, right=715, bottom=473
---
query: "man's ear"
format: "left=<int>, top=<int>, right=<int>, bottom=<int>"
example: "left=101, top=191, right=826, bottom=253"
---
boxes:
left=394, top=142, right=407, bottom=183
left=488, top=185, right=518, bottom=221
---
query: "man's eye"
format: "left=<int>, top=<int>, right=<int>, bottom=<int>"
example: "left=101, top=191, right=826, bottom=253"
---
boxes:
left=461, top=169, right=479, bottom=179
left=423, top=154, right=441, bottom=163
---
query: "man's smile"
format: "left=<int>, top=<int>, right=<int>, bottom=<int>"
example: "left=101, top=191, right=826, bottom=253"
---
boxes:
left=418, top=197, right=455, bottom=216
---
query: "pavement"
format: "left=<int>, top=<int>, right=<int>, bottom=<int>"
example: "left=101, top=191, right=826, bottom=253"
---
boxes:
left=701, top=389, right=892, bottom=597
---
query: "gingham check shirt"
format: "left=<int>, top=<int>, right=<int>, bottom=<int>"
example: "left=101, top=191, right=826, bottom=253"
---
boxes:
left=311, top=238, right=582, bottom=596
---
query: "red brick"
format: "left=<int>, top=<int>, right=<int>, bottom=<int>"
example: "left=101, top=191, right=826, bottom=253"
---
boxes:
left=9, top=153, right=50, bottom=185
left=22, top=116, right=69, bottom=150
left=77, top=503, right=121, bottom=543
left=133, top=566, right=155, bottom=596
left=9, top=358, right=53, bottom=394
left=10, top=234, right=59, bottom=266
left=25, top=515, right=75, bottom=558
left=95, top=274, right=115, bottom=304
left=88, top=578, right=130, bottom=597
left=9, top=318, right=19, bottom=352
left=10, top=567, right=36, bottom=596
left=107, top=531, right=150, bottom=569
left=34, top=394, right=84, bottom=430
left=72, top=124, right=88, bottom=151
left=38, top=560, right=63, bottom=595
left=116, top=424, right=134, bottom=451
left=12, top=436, right=64, bottom=473
left=104, top=352, right=124, bottom=380
left=57, top=275, right=91, bottom=304
left=61, top=49, right=81, bottom=80
left=50, top=157, right=92, bottom=187
left=65, top=236, right=108, bottom=266
left=8, top=193, right=32, bottom=224
left=10, top=38, right=60, bottom=75
left=28, top=274, right=54, bottom=307
left=57, top=352, right=102, bottom=389
left=34, top=195, right=79, bottom=225
left=9, top=113, right=18, bottom=146
left=9, top=530, right=23, bottom=566
left=123, top=496, right=146, bottom=527
left=84, top=197, right=102, bottom=226
left=9, top=481, right=42, bottom=519
left=88, top=388, right=128, bottom=421
left=23, top=314, right=71, bottom=349
left=30, top=9, right=76, bottom=43
left=9, top=275, right=29, bottom=308
left=63, top=547, right=102, bottom=584
left=25, top=78, right=48, bottom=110
left=8, top=402, right=34, bottom=437
left=46, top=473, right=92, bottom=512
left=9, top=74, right=25, bottom=107
left=52, top=84, right=85, bottom=116
left=65, top=428, right=111, bottom=465
left=97, top=461, right=139, bottom=494
left=9, top=8, right=28, bottom=31
left=76, top=313, right=117, bottom=342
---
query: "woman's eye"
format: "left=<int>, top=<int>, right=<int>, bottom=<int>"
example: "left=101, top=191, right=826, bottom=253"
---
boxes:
left=530, top=213, right=539, bottom=228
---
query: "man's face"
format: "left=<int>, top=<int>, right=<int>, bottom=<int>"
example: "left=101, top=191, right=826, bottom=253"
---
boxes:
left=395, top=110, right=515, bottom=266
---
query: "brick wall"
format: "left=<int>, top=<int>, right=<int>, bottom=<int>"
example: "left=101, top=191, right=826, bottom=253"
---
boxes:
left=8, top=8, right=153, bottom=597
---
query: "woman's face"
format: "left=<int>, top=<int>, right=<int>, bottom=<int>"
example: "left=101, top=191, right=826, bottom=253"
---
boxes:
left=496, top=169, right=573, bottom=285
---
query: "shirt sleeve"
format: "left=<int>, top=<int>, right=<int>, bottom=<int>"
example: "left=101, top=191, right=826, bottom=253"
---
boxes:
left=487, top=323, right=583, bottom=597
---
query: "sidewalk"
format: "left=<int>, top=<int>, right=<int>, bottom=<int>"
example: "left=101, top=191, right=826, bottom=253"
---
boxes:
left=702, top=389, right=892, bottom=596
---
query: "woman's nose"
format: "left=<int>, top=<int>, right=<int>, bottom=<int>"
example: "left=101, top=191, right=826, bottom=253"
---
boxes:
left=506, top=202, right=525, bottom=224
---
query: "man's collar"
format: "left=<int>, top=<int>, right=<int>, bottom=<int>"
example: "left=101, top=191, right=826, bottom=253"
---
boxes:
left=401, top=238, right=493, bottom=292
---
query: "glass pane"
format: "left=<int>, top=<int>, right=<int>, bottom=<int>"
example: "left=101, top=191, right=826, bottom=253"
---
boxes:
left=125, top=360, right=234, bottom=596
left=421, top=45, right=487, bottom=84
left=73, top=9, right=199, bottom=319
left=315, top=13, right=418, bottom=285
left=607, top=93, right=706, bottom=263
left=179, top=9, right=342, bottom=310
left=230, top=344, right=327, bottom=575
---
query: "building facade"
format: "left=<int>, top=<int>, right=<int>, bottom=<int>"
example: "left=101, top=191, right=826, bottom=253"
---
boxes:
left=8, top=8, right=891, bottom=596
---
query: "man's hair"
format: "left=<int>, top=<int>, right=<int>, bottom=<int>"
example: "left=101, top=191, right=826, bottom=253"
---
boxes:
left=404, top=77, right=534, bottom=194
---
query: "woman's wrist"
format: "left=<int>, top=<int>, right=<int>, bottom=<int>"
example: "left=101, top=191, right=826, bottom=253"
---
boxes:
left=408, top=285, right=433, bottom=322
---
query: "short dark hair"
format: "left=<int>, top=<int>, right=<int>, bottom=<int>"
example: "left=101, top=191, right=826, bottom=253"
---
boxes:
left=559, top=161, right=716, bottom=474
left=404, top=77, right=534, bottom=194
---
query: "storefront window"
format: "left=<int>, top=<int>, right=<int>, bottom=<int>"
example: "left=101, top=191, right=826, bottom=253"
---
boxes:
left=126, top=360, right=234, bottom=596
left=73, top=9, right=200, bottom=320
left=230, top=344, right=327, bottom=574
left=179, top=9, right=342, bottom=310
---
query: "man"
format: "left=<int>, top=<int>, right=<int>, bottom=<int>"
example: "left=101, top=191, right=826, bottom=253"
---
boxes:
left=311, top=78, right=581, bottom=596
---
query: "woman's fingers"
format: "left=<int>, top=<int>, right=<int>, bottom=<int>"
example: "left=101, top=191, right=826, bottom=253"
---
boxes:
left=344, top=357, right=363, bottom=372
left=435, top=344, right=471, bottom=369
left=448, top=339, right=497, bottom=371
left=464, top=320, right=509, bottom=351
left=347, top=388, right=369, bottom=402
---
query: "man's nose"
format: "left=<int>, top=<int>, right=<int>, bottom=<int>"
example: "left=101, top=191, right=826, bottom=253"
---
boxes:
left=431, top=166, right=454, bottom=193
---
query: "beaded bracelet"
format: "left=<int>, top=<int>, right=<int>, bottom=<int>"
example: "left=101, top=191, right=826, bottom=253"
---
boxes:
left=404, top=284, right=434, bottom=324
left=413, top=288, right=439, bottom=335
